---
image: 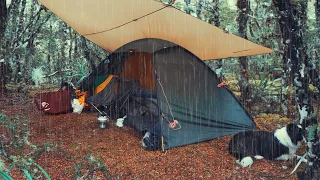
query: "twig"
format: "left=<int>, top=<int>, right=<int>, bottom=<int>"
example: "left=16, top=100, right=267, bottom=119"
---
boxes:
left=0, top=136, right=10, bottom=158
left=43, top=69, right=72, bottom=78
left=54, top=147, right=113, bottom=179
left=13, top=7, right=43, bottom=47
left=247, top=14, right=264, bottom=20
left=82, top=166, right=112, bottom=180
left=12, top=12, right=52, bottom=52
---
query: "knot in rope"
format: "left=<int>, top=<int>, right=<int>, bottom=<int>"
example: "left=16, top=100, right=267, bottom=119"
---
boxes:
left=169, top=120, right=179, bottom=129
left=217, top=81, right=227, bottom=88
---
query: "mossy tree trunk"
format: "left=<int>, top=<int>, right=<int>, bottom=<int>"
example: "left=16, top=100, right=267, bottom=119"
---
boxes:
left=184, top=0, right=191, bottom=14
left=237, top=0, right=250, bottom=107
left=273, top=0, right=319, bottom=179
left=0, top=0, right=8, bottom=43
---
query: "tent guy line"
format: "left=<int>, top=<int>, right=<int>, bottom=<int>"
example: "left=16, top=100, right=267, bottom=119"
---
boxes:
left=82, top=5, right=170, bottom=36
left=233, top=49, right=252, bottom=54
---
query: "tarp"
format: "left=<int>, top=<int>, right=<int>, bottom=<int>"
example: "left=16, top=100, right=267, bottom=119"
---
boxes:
left=38, top=0, right=274, bottom=60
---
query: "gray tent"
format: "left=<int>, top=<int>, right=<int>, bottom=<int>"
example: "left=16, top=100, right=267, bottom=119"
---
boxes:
left=81, top=38, right=257, bottom=151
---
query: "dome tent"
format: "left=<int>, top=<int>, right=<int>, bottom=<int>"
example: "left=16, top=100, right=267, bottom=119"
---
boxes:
left=77, top=38, right=258, bottom=150
left=38, top=0, right=274, bottom=150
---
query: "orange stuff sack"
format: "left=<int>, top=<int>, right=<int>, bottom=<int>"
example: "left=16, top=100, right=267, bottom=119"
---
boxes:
left=94, top=75, right=114, bottom=94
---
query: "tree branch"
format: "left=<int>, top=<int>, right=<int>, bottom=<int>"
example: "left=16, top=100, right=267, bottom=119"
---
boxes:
left=12, top=12, right=51, bottom=52
left=14, top=7, right=43, bottom=47
left=7, top=0, right=20, bottom=14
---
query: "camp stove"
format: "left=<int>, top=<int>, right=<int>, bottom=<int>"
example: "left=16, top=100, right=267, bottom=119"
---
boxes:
left=97, top=115, right=109, bottom=129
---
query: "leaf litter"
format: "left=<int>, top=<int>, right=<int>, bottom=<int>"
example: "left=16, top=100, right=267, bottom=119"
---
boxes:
left=0, top=92, right=307, bottom=179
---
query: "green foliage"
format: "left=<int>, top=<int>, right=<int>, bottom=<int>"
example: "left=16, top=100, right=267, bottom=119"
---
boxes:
left=34, top=163, right=51, bottom=180
left=219, top=1, right=238, bottom=34
left=0, top=159, right=5, bottom=171
left=308, top=125, right=318, bottom=141
left=1, top=1, right=107, bottom=86
left=0, top=114, right=28, bottom=149
left=21, top=169, right=32, bottom=180
left=0, top=169, right=14, bottom=180
left=63, top=60, right=89, bottom=85
left=0, top=113, right=52, bottom=180
left=0, top=113, right=112, bottom=179
left=31, top=66, right=45, bottom=86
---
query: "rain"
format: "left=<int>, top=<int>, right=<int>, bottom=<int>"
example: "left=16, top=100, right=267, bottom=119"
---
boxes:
left=0, top=0, right=319, bottom=179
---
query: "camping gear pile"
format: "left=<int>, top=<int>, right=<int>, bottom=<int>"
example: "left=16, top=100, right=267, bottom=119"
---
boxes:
left=34, top=89, right=73, bottom=114
left=38, top=0, right=274, bottom=151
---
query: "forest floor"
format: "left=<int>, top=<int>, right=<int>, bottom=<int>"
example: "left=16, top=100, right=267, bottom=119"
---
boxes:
left=0, top=85, right=308, bottom=180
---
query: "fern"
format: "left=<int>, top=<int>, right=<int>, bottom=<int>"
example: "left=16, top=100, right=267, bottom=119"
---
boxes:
left=31, top=66, right=45, bottom=86
left=308, top=125, right=318, bottom=142
left=0, top=159, right=6, bottom=171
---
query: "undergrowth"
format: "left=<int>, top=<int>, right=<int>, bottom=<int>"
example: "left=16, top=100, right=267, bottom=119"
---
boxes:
left=0, top=113, right=112, bottom=180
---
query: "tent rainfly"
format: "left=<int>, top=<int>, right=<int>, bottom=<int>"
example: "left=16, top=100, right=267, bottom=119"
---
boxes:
left=39, top=0, right=274, bottom=150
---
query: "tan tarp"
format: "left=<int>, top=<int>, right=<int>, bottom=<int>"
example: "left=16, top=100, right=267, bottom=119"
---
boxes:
left=38, top=0, right=274, bottom=60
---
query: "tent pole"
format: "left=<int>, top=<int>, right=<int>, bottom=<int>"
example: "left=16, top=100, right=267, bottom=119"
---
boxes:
left=88, top=102, right=110, bottom=118
left=161, top=136, right=165, bottom=153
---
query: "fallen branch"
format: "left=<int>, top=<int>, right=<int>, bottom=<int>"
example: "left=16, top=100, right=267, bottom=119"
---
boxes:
left=43, top=69, right=72, bottom=78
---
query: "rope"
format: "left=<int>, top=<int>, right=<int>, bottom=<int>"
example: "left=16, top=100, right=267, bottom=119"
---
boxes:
left=156, top=76, right=181, bottom=130
left=157, top=78, right=174, bottom=119
left=162, top=112, right=181, bottom=130
left=82, top=6, right=170, bottom=36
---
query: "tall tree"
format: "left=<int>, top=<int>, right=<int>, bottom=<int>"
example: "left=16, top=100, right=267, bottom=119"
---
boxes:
left=184, top=0, right=191, bottom=14
left=210, top=0, right=220, bottom=27
left=0, top=0, right=8, bottom=42
left=272, top=0, right=320, bottom=179
left=237, top=0, right=250, bottom=106
left=317, top=0, right=320, bottom=27
left=207, top=0, right=223, bottom=77
left=0, top=0, right=12, bottom=91
left=196, top=0, right=203, bottom=18
left=81, top=36, right=97, bottom=71
left=212, top=0, right=222, bottom=75
left=314, top=0, right=320, bottom=93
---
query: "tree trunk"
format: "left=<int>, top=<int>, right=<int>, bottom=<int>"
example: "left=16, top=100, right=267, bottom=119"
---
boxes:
left=6, top=0, right=20, bottom=56
left=68, top=27, right=73, bottom=63
left=212, top=0, right=222, bottom=73
left=317, top=0, right=320, bottom=25
left=74, top=33, right=78, bottom=57
left=15, top=55, right=21, bottom=83
left=272, top=0, right=319, bottom=179
left=184, top=0, right=191, bottom=14
left=207, top=0, right=223, bottom=77
left=211, top=0, right=220, bottom=27
left=81, top=37, right=96, bottom=72
left=59, top=23, right=67, bottom=70
left=314, top=0, right=320, bottom=93
left=196, top=0, right=203, bottom=18
left=0, top=0, right=8, bottom=42
left=18, top=0, right=26, bottom=31
left=237, top=0, right=250, bottom=106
